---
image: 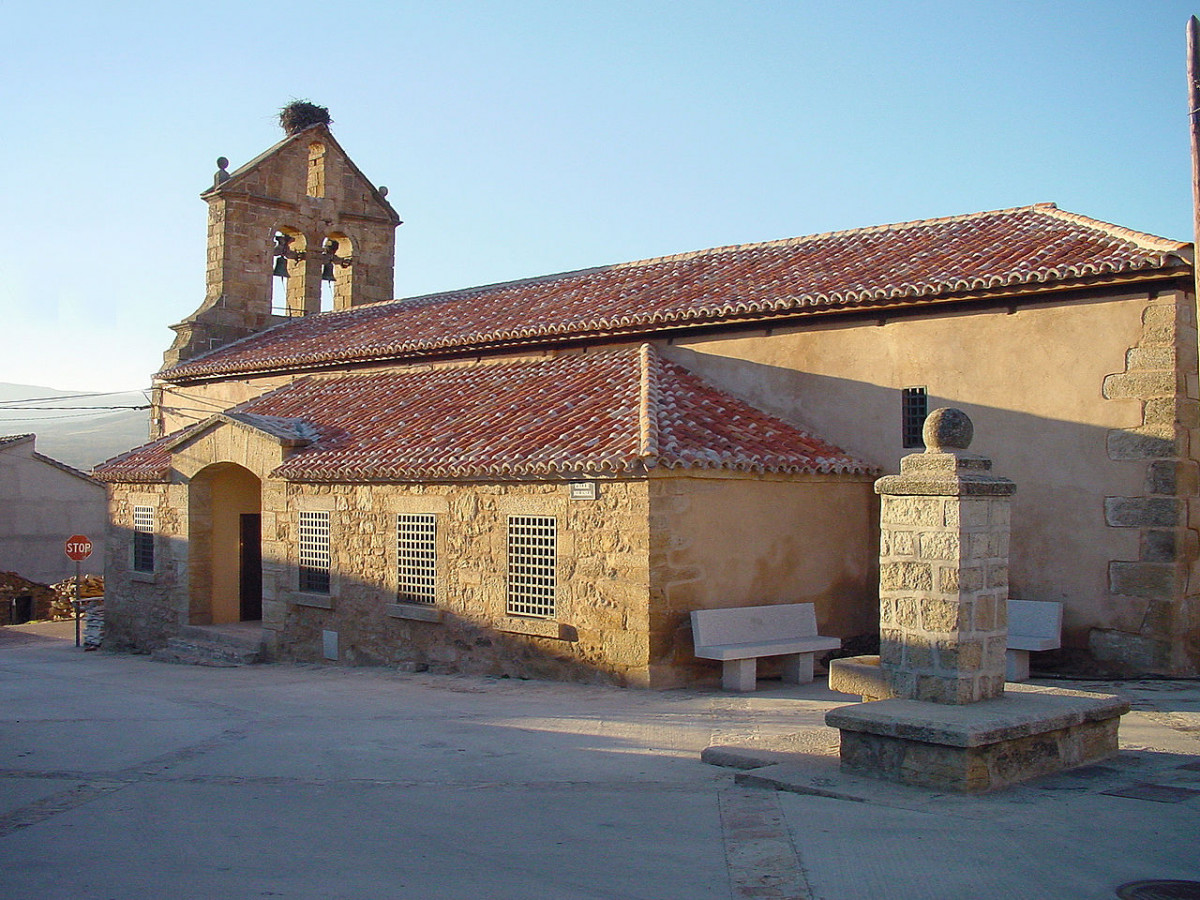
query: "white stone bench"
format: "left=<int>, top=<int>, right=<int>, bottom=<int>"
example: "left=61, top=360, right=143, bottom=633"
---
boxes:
left=1006, top=599, right=1062, bottom=681
left=691, top=603, right=840, bottom=692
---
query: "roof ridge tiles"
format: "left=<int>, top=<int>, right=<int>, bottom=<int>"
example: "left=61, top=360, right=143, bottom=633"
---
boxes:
left=157, top=203, right=1192, bottom=384
left=1034, top=204, right=1188, bottom=252
left=350, top=204, right=1144, bottom=311
left=637, top=343, right=660, bottom=460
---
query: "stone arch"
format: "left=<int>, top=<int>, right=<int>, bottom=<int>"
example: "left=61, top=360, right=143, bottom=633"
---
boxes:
left=188, top=462, right=263, bottom=625
left=270, top=226, right=308, bottom=317
left=321, top=231, right=354, bottom=312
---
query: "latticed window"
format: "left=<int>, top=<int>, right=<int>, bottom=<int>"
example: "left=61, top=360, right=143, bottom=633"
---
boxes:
left=132, top=506, right=155, bottom=573
left=299, top=511, right=331, bottom=594
left=397, top=514, right=437, bottom=605
left=506, top=516, right=556, bottom=618
left=902, top=387, right=928, bottom=449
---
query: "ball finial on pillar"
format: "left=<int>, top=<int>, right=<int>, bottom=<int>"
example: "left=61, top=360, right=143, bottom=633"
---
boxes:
left=923, top=407, right=973, bottom=453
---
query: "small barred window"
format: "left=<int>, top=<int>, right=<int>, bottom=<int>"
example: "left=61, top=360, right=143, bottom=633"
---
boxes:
left=299, top=510, right=331, bottom=594
left=397, top=514, right=437, bottom=605
left=506, top=516, right=556, bottom=618
left=132, top=506, right=155, bottom=573
left=902, top=387, right=928, bottom=449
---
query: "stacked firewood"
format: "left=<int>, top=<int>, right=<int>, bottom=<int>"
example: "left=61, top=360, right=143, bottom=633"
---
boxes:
left=49, top=575, right=105, bottom=619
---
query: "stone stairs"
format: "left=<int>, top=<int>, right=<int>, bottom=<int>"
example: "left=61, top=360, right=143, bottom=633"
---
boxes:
left=152, top=623, right=266, bottom=667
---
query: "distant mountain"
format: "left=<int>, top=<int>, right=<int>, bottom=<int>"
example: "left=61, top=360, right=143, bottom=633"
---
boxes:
left=0, top=383, right=152, bottom=471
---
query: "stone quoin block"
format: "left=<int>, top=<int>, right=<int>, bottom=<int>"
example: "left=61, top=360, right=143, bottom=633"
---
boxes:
left=1104, top=497, right=1183, bottom=528
left=1108, top=561, right=1178, bottom=600
left=1125, top=345, right=1176, bottom=371
left=1102, top=371, right=1177, bottom=401
left=1140, top=530, right=1179, bottom=563
left=1107, top=427, right=1181, bottom=461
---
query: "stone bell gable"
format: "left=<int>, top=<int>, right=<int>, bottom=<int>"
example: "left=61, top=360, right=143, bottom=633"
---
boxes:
left=163, top=120, right=401, bottom=372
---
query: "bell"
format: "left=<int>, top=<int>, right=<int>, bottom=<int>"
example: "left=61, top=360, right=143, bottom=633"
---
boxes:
left=273, top=256, right=290, bottom=278
left=321, top=261, right=336, bottom=282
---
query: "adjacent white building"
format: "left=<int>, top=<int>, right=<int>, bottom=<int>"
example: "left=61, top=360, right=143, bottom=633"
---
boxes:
left=0, top=434, right=105, bottom=584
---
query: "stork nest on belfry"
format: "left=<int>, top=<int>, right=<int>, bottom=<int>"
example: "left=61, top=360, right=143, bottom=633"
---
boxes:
left=279, top=101, right=332, bottom=135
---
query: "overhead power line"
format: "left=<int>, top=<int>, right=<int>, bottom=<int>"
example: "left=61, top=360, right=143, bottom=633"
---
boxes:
left=0, top=389, right=151, bottom=406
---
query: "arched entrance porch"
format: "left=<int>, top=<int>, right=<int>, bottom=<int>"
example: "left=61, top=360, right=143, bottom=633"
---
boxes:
left=188, top=462, right=262, bottom=624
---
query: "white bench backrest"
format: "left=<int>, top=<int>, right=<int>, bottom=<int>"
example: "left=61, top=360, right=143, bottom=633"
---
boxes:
left=691, top=603, right=818, bottom=648
left=1007, top=599, right=1062, bottom=638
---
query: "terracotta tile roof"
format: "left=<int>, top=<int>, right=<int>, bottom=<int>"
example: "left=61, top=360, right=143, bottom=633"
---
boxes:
left=161, top=204, right=1188, bottom=382
left=93, top=428, right=184, bottom=482
left=96, top=346, right=875, bottom=483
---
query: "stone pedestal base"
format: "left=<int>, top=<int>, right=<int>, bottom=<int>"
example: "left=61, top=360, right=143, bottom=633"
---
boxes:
left=828, top=655, right=895, bottom=701
left=824, top=684, right=1129, bottom=792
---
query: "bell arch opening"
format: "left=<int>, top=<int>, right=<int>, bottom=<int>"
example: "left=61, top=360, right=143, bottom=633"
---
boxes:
left=320, top=231, right=354, bottom=312
left=188, top=462, right=263, bottom=625
left=270, top=227, right=308, bottom=317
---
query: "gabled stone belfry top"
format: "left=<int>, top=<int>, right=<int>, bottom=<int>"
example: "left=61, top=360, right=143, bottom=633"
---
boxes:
left=159, top=204, right=1189, bottom=382
left=97, top=345, right=876, bottom=483
left=200, top=123, right=399, bottom=224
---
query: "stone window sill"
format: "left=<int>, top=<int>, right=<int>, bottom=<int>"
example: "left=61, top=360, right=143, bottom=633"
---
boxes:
left=131, top=571, right=156, bottom=584
left=292, top=593, right=333, bottom=610
left=497, top=616, right=576, bottom=641
left=386, top=603, right=444, bottom=623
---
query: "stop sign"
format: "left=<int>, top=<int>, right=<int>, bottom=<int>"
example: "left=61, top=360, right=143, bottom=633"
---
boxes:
left=65, top=535, right=93, bottom=561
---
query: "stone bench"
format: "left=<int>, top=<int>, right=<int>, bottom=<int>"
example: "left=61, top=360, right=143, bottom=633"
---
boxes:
left=691, top=603, right=840, bottom=692
left=1006, top=599, right=1062, bottom=681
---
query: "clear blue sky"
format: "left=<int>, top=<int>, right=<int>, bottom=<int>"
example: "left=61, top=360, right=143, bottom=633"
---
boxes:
left=3, top=1, right=1197, bottom=392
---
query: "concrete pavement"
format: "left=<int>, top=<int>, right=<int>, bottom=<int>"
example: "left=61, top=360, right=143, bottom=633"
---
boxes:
left=1, top=622, right=1197, bottom=900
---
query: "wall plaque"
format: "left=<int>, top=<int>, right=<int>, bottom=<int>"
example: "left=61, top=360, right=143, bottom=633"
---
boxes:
left=569, top=481, right=598, bottom=501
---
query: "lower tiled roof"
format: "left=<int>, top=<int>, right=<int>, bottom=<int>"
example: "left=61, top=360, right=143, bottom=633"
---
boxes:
left=160, top=204, right=1189, bottom=382
left=95, top=346, right=874, bottom=483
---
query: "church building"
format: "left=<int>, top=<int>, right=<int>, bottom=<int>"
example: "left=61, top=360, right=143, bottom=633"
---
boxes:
left=95, top=108, right=1200, bottom=685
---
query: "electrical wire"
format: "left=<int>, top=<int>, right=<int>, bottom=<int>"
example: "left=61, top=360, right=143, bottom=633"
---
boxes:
left=0, top=389, right=150, bottom=406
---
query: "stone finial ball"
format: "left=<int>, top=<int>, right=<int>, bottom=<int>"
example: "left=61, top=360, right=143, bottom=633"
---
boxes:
left=216, top=157, right=229, bottom=170
left=923, top=407, right=973, bottom=452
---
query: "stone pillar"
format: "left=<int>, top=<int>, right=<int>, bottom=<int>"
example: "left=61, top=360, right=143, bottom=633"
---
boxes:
left=824, top=409, right=1128, bottom=791
left=875, top=408, right=1014, bottom=704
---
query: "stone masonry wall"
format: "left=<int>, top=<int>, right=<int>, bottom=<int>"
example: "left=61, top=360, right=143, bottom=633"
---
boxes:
left=877, top=493, right=1010, bottom=703
left=268, top=479, right=653, bottom=687
left=104, top=482, right=187, bottom=649
left=1100, top=289, right=1200, bottom=674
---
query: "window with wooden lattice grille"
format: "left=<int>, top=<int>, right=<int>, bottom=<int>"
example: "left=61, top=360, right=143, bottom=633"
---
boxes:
left=506, top=516, right=556, bottom=618
left=299, top=511, right=330, bottom=594
left=397, top=514, right=437, bottom=605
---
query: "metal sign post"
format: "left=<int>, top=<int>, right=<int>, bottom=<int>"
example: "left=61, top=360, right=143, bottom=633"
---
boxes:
left=64, top=535, right=93, bottom=648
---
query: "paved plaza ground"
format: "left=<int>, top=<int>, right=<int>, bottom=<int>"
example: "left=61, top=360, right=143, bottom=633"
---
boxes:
left=1, top=620, right=1198, bottom=900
